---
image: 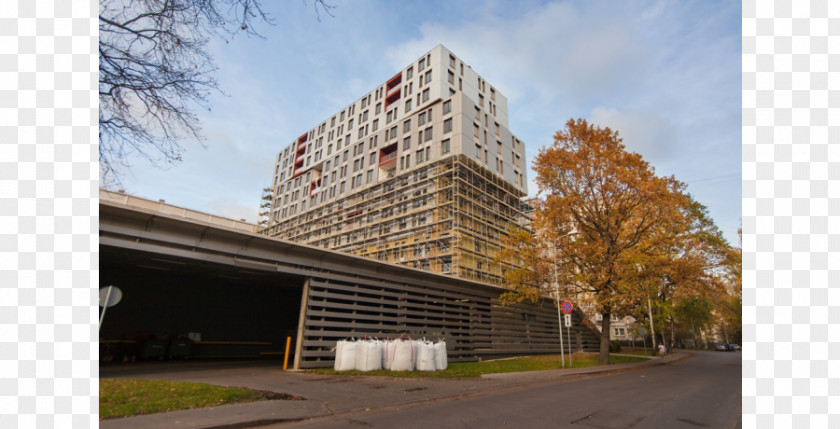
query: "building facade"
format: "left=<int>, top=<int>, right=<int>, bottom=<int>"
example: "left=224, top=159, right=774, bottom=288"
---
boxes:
left=260, top=45, right=529, bottom=285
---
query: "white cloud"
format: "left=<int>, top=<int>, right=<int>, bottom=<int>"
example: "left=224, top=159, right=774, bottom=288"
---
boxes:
left=588, top=107, right=677, bottom=165
left=112, top=0, right=741, bottom=246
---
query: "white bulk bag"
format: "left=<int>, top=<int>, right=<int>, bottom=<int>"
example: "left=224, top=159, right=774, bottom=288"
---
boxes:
left=355, top=340, right=383, bottom=371
left=390, top=339, right=415, bottom=371
left=334, top=340, right=358, bottom=371
left=415, top=340, right=436, bottom=371
left=433, top=340, right=448, bottom=370
left=382, top=339, right=393, bottom=370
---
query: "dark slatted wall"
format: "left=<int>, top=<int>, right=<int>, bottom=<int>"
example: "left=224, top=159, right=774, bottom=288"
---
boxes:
left=299, top=276, right=600, bottom=368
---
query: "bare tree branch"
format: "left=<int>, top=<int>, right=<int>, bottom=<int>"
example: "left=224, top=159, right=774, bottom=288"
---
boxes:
left=98, top=0, right=334, bottom=186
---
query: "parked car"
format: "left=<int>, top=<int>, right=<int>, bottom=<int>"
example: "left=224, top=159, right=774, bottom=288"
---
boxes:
left=714, top=342, right=730, bottom=351
left=729, top=344, right=740, bottom=351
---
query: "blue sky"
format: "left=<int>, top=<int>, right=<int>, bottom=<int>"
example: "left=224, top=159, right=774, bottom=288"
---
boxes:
left=108, top=0, right=742, bottom=246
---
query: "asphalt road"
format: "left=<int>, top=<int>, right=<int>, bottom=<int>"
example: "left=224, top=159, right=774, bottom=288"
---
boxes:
left=273, top=351, right=741, bottom=429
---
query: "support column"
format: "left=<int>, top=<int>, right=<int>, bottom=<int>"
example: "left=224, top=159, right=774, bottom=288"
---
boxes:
left=293, top=277, right=312, bottom=370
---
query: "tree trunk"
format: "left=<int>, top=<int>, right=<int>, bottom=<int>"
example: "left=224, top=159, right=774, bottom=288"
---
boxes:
left=670, top=316, right=676, bottom=351
left=693, top=325, right=699, bottom=349
left=600, top=311, right=611, bottom=364
left=647, top=296, right=657, bottom=355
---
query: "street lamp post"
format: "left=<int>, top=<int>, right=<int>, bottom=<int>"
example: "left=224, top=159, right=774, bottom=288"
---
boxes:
left=552, top=245, right=565, bottom=368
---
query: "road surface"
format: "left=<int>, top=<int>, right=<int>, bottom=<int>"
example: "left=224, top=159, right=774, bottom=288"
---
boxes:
left=272, top=351, right=741, bottom=428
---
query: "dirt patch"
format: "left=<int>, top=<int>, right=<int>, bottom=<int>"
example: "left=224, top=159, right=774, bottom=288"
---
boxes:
left=257, top=390, right=306, bottom=401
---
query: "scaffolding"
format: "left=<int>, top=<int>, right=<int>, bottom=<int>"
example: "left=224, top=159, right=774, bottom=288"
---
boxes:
left=261, top=155, right=530, bottom=285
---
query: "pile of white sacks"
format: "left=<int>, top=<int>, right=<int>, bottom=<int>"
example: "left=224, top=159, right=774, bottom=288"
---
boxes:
left=334, top=338, right=447, bottom=372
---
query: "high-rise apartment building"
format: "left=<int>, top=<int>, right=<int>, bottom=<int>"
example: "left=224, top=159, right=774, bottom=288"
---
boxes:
left=260, top=45, right=528, bottom=285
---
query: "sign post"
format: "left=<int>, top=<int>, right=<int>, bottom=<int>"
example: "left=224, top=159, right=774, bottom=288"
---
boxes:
left=561, top=301, right=573, bottom=366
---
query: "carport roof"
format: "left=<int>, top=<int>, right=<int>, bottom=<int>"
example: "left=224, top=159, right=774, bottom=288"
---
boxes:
left=99, top=189, right=504, bottom=296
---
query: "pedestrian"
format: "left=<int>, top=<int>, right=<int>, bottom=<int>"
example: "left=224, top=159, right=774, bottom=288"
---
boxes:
left=658, top=343, right=666, bottom=358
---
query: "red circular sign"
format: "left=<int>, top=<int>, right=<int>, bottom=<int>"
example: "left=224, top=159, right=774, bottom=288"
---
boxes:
left=561, top=301, right=573, bottom=314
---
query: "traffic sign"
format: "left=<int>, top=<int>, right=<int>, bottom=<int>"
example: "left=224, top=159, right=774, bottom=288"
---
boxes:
left=561, top=301, right=573, bottom=314
left=564, top=313, right=571, bottom=327
left=99, top=285, right=123, bottom=333
left=99, top=286, right=122, bottom=307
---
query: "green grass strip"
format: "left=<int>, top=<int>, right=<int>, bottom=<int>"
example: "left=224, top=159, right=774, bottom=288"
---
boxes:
left=99, top=379, right=264, bottom=420
left=306, top=352, right=650, bottom=378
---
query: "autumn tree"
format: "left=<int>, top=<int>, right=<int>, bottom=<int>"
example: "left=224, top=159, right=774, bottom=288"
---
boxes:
left=98, top=0, right=334, bottom=184
left=628, top=194, right=734, bottom=352
left=531, top=119, right=691, bottom=364
left=496, top=226, right=553, bottom=306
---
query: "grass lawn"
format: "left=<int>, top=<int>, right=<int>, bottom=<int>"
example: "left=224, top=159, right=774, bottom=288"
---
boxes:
left=99, top=379, right=271, bottom=420
left=101, top=353, right=649, bottom=419
left=305, top=352, right=650, bottom=378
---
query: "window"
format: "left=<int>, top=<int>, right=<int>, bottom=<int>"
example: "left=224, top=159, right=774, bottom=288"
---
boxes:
left=366, top=170, right=374, bottom=183
left=444, top=118, right=452, bottom=133
left=389, top=125, right=398, bottom=140
left=403, top=136, right=411, bottom=150
left=406, top=67, right=413, bottom=79
left=372, top=119, right=379, bottom=131
left=418, top=58, right=425, bottom=71
left=416, top=149, right=424, bottom=163
left=424, top=126, right=433, bottom=142
left=405, top=98, right=412, bottom=112
left=441, top=138, right=450, bottom=154
left=348, top=118, right=354, bottom=129
left=443, top=100, right=451, bottom=114
left=418, top=112, right=426, bottom=126
left=424, top=70, right=432, bottom=83
left=375, top=102, right=381, bottom=115
left=422, top=88, right=430, bottom=102
left=449, top=54, right=455, bottom=68
left=447, top=70, right=454, bottom=84
left=613, top=328, right=626, bottom=337
left=403, top=119, right=411, bottom=133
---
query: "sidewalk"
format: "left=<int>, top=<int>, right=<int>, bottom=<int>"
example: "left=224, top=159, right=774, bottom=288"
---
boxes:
left=99, top=352, right=691, bottom=429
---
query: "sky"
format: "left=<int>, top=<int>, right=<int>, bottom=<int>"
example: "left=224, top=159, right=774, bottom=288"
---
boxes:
left=106, top=0, right=742, bottom=247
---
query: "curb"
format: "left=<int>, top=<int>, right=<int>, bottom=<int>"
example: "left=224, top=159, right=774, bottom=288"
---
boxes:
left=481, top=351, right=691, bottom=380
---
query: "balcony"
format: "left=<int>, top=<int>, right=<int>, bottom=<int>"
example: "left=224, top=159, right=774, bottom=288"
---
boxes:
left=379, top=151, right=397, bottom=165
